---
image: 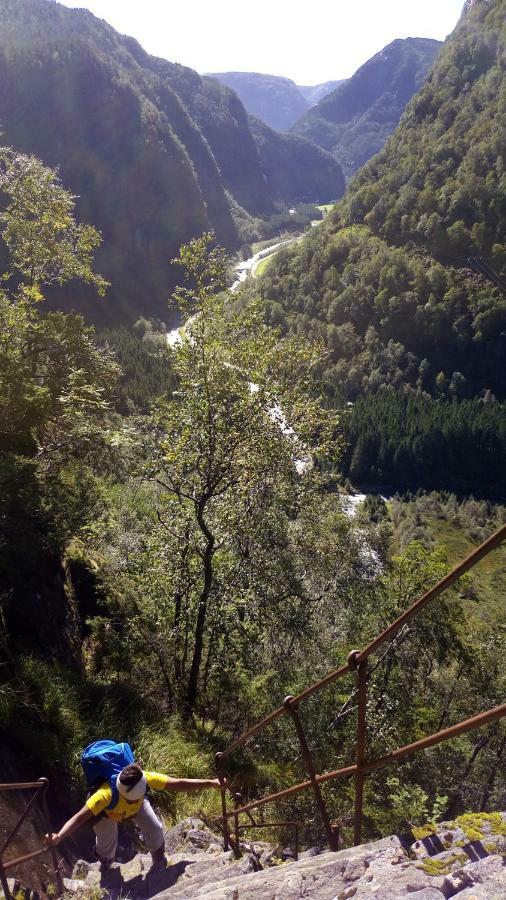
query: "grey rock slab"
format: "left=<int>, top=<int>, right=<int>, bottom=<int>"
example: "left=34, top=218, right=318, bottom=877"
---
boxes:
left=185, top=829, right=223, bottom=851
left=441, top=854, right=506, bottom=897
left=164, top=818, right=210, bottom=853
left=160, top=848, right=378, bottom=899
left=298, top=847, right=322, bottom=860
left=259, top=845, right=284, bottom=867
left=201, top=841, right=409, bottom=899
left=63, top=878, right=95, bottom=893
left=190, top=890, right=239, bottom=900
left=339, top=890, right=445, bottom=900
left=160, top=853, right=260, bottom=899
left=72, top=859, right=99, bottom=880
left=454, top=885, right=506, bottom=900
left=346, top=858, right=446, bottom=898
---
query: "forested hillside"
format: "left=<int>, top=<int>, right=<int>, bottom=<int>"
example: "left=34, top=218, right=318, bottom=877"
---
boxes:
left=292, top=37, right=441, bottom=177
left=1, top=142, right=504, bottom=863
left=0, top=0, right=343, bottom=322
left=255, top=0, right=505, bottom=493
left=1, top=0, right=505, bottom=875
left=249, top=117, right=345, bottom=205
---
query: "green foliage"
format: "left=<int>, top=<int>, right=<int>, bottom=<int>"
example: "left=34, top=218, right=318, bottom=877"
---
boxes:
left=0, top=148, right=108, bottom=294
left=1, top=151, right=503, bottom=853
left=98, top=328, right=175, bottom=414
left=92, top=233, right=343, bottom=720
left=256, top=225, right=504, bottom=404
left=248, top=116, right=344, bottom=205
left=420, top=852, right=467, bottom=876
left=0, top=147, right=124, bottom=797
left=292, top=38, right=441, bottom=177
left=453, top=811, right=506, bottom=840
left=136, top=720, right=221, bottom=821
left=0, top=0, right=343, bottom=320
left=257, top=1, right=506, bottom=497
left=383, top=777, right=448, bottom=832
left=337, top=0, right=505, bottom=263
left=341, top=393, right=506, bottom=493
left=389, top=492, right=506, bottom=624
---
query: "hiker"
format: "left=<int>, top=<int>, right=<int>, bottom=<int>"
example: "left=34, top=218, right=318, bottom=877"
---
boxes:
left=44, top=761, right=222, bottom=868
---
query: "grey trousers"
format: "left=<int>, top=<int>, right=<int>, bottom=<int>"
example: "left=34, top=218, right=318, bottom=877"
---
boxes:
left=93, top=799, right=164, bottom=860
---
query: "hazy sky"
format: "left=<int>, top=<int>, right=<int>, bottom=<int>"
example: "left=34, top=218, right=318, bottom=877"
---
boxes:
left=58, top=0, right=465, bottom=84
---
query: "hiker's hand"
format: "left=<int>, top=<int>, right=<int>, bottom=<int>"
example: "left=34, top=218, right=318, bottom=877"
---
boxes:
left=44, top=832, right=61, bottom=846
left=213, top=778, right=225, bottom=789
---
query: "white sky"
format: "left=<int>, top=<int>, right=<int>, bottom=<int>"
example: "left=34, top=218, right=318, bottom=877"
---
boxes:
left=58, top=0, right=465, bottom=84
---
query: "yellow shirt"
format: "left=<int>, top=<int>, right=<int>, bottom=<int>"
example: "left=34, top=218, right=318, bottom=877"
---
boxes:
left=86, top=771, right=170, bottom=822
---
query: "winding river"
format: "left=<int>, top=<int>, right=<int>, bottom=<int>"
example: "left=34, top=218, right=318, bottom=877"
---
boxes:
left=167, top=235, right=301, bottom=346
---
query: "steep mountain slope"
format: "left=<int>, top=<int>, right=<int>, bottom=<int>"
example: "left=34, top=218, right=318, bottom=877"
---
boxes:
left=256, top=0, right=505, bottom=408
left=292, top=37, right=442, bottom=177
left=298, top=79, right=345, bottom=106
left=249, top=116, right=345, bottom=204
left=0, top=0, right=235, bottom=321
left=0, top=0, right=343, bottom=322
left=207, top=71, right=311, bottom=130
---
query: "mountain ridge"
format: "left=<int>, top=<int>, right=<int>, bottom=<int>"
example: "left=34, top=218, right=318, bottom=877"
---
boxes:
left=206, top=70, right=311, bottom=130
left=291, top=36, right=442, bottom=177
left=256, top=0, right=505, bottom=405
left=0, top=0, right=343, bottom=321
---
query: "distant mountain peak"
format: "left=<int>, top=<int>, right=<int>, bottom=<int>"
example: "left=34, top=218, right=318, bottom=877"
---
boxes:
left=206, top=71, right=310, bottom=130
left=291, top=36, right=442, bottom=177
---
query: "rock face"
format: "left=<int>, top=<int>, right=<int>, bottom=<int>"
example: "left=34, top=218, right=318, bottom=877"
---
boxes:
left=54, top=812, right=506, bottom=900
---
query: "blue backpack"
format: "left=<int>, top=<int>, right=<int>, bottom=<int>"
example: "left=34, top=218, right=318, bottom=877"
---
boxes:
left=81, top=740, right=135, bottom=810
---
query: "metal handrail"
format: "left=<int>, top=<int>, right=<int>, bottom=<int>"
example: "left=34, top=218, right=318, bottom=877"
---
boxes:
left=0, top=779, right=63, bottom=900
left=215, top=523, right=506, bottom=850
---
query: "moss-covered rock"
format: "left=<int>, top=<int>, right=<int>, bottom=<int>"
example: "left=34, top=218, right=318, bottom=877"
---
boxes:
left=412, top=823, right=438, bottom=840
left=453, top=812, right=506, bottom=842
left=419, top=851, right=468, bottom=876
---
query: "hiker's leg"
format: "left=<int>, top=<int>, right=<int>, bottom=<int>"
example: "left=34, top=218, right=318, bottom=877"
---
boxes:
left=92, top=817, right=118, bottom=865
left=133, top=799, right=165, bottom=862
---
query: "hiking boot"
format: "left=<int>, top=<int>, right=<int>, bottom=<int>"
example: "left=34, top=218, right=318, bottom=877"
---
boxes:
left=94, top=851, right=114, bottom=872
left=150, top=844, right=166, bottom=868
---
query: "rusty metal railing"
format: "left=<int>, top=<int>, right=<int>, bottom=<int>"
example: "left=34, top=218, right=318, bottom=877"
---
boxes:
left=215, top=523, right=506, bottom=851
left=0, top=779, right=63, bottom=900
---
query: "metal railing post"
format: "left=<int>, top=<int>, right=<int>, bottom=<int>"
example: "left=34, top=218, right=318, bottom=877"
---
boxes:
left=214, top=753, right=230, bottom=852
left=284, top=696, right=339, bottom=851
left=233, top=794, right=242, bottom=859
left=0, top=859, right=11, bottom=900
left=349, top=651, right=368, bottom=845
left=38, top=780, right=63, bottom=897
